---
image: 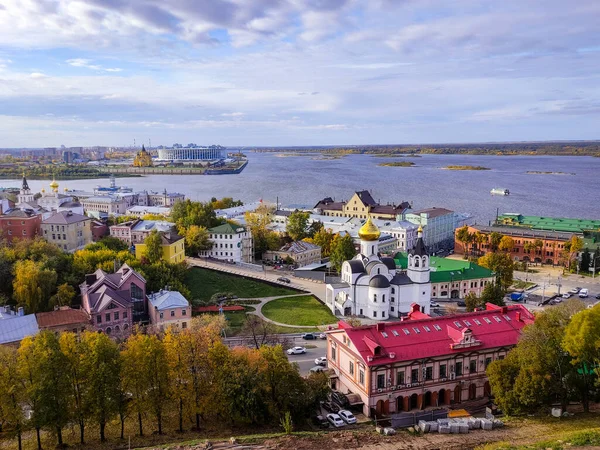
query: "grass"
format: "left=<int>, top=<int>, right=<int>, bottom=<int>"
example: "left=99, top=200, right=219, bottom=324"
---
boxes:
left=512, top=280, right=536, bottom=289
left=444, top=165, right=491, bottom=170
left=185, top=267, right=298, bottom=302
left=216, top=307, right=319, bottom=336
left=377, top=161, right=415, bottom=167
left=261, top=295, right=338, bottom=326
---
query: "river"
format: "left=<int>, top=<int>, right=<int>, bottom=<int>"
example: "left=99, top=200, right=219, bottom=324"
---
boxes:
left=3, top=153, right=599, bottom=224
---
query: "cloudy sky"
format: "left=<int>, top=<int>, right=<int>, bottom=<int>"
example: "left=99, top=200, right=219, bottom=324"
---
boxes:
left=0, top=0, right=599, bottom=147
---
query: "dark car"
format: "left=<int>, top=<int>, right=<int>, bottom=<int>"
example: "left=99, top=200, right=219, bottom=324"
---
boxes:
left=596, top=294, right=600, bottom=300
left=320, top=401, right=340, bottom=413
left=277, top=277, right=291, bottom=283
left=331, top=391, right=350, bottom=409
left=457, top=301, right=466, bottom=307
left=302, top=333, right=316, bottom=340
left=312, top=415, right=330, bottom=428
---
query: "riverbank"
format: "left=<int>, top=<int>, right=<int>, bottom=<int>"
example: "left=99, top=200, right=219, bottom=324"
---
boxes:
left=527, top=171, right=575, bottom=175
left=443, top=165, right=491, bottom=170
left=377, top=161, right=416, bottom=167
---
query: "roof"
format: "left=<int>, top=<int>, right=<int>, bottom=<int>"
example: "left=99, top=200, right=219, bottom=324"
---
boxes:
left=471, top=225, right=573, bottom=241
left=278, top=240, right=320, bottom=254
left=35, top=308, right=89, bottom=329
left=148, top=290, right=189, bottom=311
left=193, top=305, right=244, bottom=313
left=160, top=232, right=184, bottom=245
left=313, top=197, right=344, bottom=211
left=496, top=213, right=600, bottom=233
left=209, top=222, right=247, bottom=234
left=0, top=313, right=39, bottom=345
left=42, top=210, right=90, bottom=225
left=274, top=209, right=293, bottom=217
left=354, top=190, right=377, bottom=206
left=132, top=220, right=173, bottom=233
left=409, top=235, right=427, bottom=257
left=370, top=274, right=390, bottom=288
left=410, top=207, right=454, bottom=218
left=340, top=304, right=534, bottom=367
left=347, top=260, right=366, bottom=273
left=82, top=196, right=123, bottom=204
left=380, top=257, right=397, bottom=271
left=394, top=252, right=494, bottom=282
left=0, top=209, right=39, bottom=218
left=370, top=203, right=411, bottom=215
left=82, top=263, right=146, bottom=313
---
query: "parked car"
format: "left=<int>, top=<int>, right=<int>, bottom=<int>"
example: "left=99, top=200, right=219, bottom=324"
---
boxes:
left=562, top=292, right=571, bottom=299
left=302, top=333, right=316, bottom=340
left=338, top=410, right=357, bottom=424
left=457, top=301, right=466, bottom=307
left=320, top=401, right=340, bottom=413
left=318, top=333, right=327, bottom=339
left=286, top=346, right=306, bottom=355
left=312, top=415, right=330, bottom=428
left=277, top=277, right=291, bottom=283
left=579, top=288, right=589, bottom=298
left=331, top=391, right=351, bottom=409
left=315, top=356, right=327, bottom=366
left=326, top=413, right=345, bottom=428
left=569, top=287, right=581, bottom=294
left=430, top=301, right=440, bottom=308
left=596, top=293, right=600, bottom=300
left=310, top=366, right=325, bottom=373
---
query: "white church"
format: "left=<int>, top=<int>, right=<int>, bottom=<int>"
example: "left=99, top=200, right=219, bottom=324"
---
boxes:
left=325, top=216, right=431, bottom=320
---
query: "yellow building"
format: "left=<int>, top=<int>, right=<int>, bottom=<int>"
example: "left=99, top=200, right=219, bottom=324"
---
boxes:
left=314, top=190, right=411, bottom=220
left=133, top=145, right=153, bottom=167
left=135, top=231, right=185, bottom=263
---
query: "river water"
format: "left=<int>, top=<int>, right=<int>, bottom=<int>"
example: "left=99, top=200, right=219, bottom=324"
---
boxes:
left=3, top=153, right=599, bottom=224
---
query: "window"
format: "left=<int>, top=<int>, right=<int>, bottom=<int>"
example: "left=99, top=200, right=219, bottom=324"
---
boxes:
left=473, top=319, right=482, bottom=325
left=413, top=327, right=420, bottom=333
left=382, top=311, right=385, bottom=318
left=160, top=312, right=164, bottom=319
left=131, top=283, right=144, bottom=301
left=433, top=324, right=442, bottom=331
left=469, top=360, right=477, bottom=374
left=171, top=310, right=175, bottom=317
left=373, top=311, right=377, bottom=318
left=105, top=313, right=110, bottom=322
left=382, top=295, right=385, bottom=303
left=96, top=315, right=102, bottom=324
left=485, top=357, right=492, bottom=368
left=359, top=369, right=365, bottom=386
left=484, top=317, right=492, bottom=324
left=349, top=361, right=354, bottom=375
left=456, top=361, right=463, bottom=376
left=114, top=311, right=119, bottom=321
left=403, top=328, right=410, bottom=335
left=397, top=371, right=405, bottom=385
left=493, top=316, right=502, bottom=323
left=392, top=330, right=399, bottom=336
left=423, top=326, right=431, bottom=332
left=331, top=346, right=336, bottom=361
left=182, top=309, right=187, bottom=316
left=464, top=320, right=472, bottom=326
left=440, top=364, right=447, bottom=378
left=411, top=368, right=419, bottom=383
left=373, top=294, right=377, bottom=302
left=377, top=374, right=385, bottom=389
left=381, top=331, right=388, bottom=338
left=123, top=310, right=127, bottom=319
left=425, top=366, right=433, bottom=380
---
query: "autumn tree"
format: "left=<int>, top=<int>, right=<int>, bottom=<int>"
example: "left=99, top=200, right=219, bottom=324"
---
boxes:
left=122, top=333, right=150, bottom=436
left=562, top=235, right=583, bottom=271
left=455, top=226, right=472, bottom=255
left=480, top=283, right=505, bottom=307
left=330, top=234, right=357, bottom=273
left=49, top=283, right=76, bottom=309
left=241, top=315, right=277, bottom=349
left=464, top=292, right=482, bottom=312
left=164, top=327, right=191, bottom=433
left=478, top=252, right=514, bottom=291
left=183, top=225, right=211, bottom=256
left=580, top=248, right=591, bottom=272
left=245, top=204, right=280, bottom=259
left=17, top=337, right=43, bottom=450
left=307, top=227, right=335, bottom=257
left=144, top=229, right=164, bottom=264
left=489, top=232, right=503, bottom=252
left=286, top=210, right=310, bottom=241
left=13, top=259, right=58, bottom=313
left=498, top=235, right=515, bottom=253
left=0, top=347, right=26, bottom=450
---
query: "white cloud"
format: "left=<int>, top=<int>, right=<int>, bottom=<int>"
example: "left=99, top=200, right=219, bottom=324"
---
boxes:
left=221, top=112, right=245, bottom=117
left=66, top=58, right=122, bottom=72
left=30, top=72, right=48, bottom=79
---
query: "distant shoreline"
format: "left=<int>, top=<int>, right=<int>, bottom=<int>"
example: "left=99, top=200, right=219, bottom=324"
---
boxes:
left=443, top=165, right=491, bottom=171
left=526, top=171, right=575, bottom=175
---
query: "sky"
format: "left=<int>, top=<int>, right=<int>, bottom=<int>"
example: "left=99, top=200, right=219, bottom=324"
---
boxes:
left=0, top=0, right=599, bottom=148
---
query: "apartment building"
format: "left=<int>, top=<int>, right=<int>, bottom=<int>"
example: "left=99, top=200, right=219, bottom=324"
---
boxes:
left=41, top=211, right=92, bottom=252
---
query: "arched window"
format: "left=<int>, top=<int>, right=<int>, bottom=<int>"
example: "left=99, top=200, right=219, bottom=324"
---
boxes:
left=373, top=294, right=377, bottom=302
left=415, top=257, right=420, bottom=267
left=377, top=268, right=380, bottom=275
left=106, top=327, right=112, bottom=335
left=391, top=287, right=395, bottom=294
left=382, top=295, right=386, bottom=303
left=123, top=323, right=129, bottom=330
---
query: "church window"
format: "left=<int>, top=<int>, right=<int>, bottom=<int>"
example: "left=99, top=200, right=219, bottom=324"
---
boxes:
left=373, top=294, right=377, bottom=302
left=382, top=295, right=385, bottom=303
left=415, top=258, right=419, bottom=267
left=391, top=306, right=394, bottom=312
left=377, top=268, right=380, bottom=274
left=382, top=311, right=385, bottom=318
left=373, top=311, right=377, bottom=318
left=391, top=288, right=395, bottom=294
left=359, top=309, right=363, bottom=315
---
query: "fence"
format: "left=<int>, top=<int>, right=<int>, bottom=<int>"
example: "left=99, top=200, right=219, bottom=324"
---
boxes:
left=390, top=409, right=448, bottom=429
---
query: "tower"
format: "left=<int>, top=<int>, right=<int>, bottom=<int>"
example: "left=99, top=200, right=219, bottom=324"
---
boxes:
left=407, top=225, right=430, bottom=283
left=358, top=216, right=380, bottom=258
left=17, top=172, right=35, bottom=204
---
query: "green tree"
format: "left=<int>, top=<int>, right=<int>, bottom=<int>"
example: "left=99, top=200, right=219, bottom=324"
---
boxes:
left=49, top=283, right=76, bottom=309
left=464, top=292, right=482, bottom=312
left=478, top=252, right=514, bottom=291
left=286, top=210, right=310, bottom=241
left=308, top=227, right=336, bottom=257
left=562, top=235, right=583, bottom=270
left=480, top=283, right=505, bottom=306
left=172, top=199, right=221, bottom=230
left=183, top=225, right=211, bottom=256
left=330, top=234, right=357, bottom=273
left=580, top=248, right=591, bottom=272
left=144, top=229, right=164, bottom=264
left=17, top=337, right=43, bottom=450
left=12, top=259, right=58, bottom=313
left=498, top=235, right=515, bottom=253
left=306, top=220, right=324, bottom=239
left=0, top=347, right=26, bottom=450
left=489, top=232, right=503, bottom=252
left=245, top=204, right=280, bottom=259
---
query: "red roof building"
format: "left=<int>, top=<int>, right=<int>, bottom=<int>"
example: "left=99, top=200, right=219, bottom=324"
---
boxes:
left=326, top=303, right=534, bottom=418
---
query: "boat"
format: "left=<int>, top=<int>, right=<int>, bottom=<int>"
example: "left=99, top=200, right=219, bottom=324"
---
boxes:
left=491, top=188, right=510, bottom=196
left=94, top=174, right=132, bottom=194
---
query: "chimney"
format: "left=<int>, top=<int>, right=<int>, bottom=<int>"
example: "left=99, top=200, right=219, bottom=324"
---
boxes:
left=18, top=307, right=24, bottom=317
left=411, top=303, right=420, bottom=313
left=516, top=312, right=521, bottom=322
left=376, top=323, right=385, bottom=332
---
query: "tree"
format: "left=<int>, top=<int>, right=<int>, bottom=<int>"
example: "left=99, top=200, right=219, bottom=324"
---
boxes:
left=562, top=235, right=583, bottom=270
left=455, top=226, right=471, bottom=254
left=562, top=304, right=600, bottom=412
left=17, top=337, right=43, bottom=450
left=241, top=314, right=277, bottom=349
left=480, top=283, right=505, bottom=307
left=309, top=227, right=335, bottom=257
left=121, top=333, right=150, bottom=436
left=183, top=225, right=211, bottom=256
left=330, top=234, right=357, bottom=273
left=0, top=347, right=26, bottom=450
left=580, top=248, right=591, bottom=272
left=464, top=292, right=482, bottom=312
left=171, top=199, right=221, bottom=231
left=144, top=229, right=164, bottom=264
left=49, top=283, right=76, bottom=309
left=245, top=204, right=280, bottom=259
left=306, top=220, right=323, bottom=239
left=164, top=327, right=191, bottom=433
left=286, top=210, right=310, bottom=241
left=478, top=252, right=514, bottom=291
left=489, top=232, right=503, bottom=252
left=498, top=235, right=515, bottom=253
left=12, top=259, right=57, bottom=313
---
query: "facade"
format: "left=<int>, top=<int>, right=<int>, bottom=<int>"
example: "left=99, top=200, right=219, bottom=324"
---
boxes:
left=314, top=191, right=411, bottom=220
left=394, top=253, right=495, bottom=299
left=147, top=290, right=191, bottom=330
left=36, top=179, right=75, bottom=212
left=17, top=174, right=35, bottom=204
left=455, top=225, right=572, bottom=265
left=325, top=218, right=431, bottom=320
left=41, top=211, right=93, bottom=252
left=403, top=207, right=465, bottom=252
left=135, top=231, right=185, bottom=263
left=131, top=220, right=175, bottom=244
left=200, top=223, right=253, bottom=263
left=156, top=147, right=224, bottom=161
left=263, top=241, right=322, bottom=267
left=0, top=209, right=42, bottom=242
left=36, top=307, right=91, bottom=334
left=327, top=303, right=534, bottom=417
left=80, top=263, right=147, bottom=336
left=109, top=219, right=140, bottom=245
left=81, top=195, right=128, bottom=215
left=136, top=190, right=185, bottom=207
left=126, top=206, right=172, bottom=217
left=0, top=306, right=39, bottom=346
left=495, top=213, right=600, bottom=234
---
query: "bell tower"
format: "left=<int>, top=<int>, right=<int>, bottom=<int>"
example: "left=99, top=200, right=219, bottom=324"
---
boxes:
left=17, top=172, right=34, bottom=204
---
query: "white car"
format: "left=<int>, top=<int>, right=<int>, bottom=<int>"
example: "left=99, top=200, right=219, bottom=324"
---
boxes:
left=338, top=410, right=357, bottom=424
left=315, top=356, right=327, bottom=366
left=579, top=288, right=589, bottom=298
left=562, top=292, right=571, bottom=299
left=286, top=346, right=306, bottom=355
left=327, top=413, right=345, bottom=427
left=430, top=301, right=440, bottom=308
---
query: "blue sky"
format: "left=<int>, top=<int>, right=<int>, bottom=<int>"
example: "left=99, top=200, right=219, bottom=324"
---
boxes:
left=0, top=0, right=599, bottom=147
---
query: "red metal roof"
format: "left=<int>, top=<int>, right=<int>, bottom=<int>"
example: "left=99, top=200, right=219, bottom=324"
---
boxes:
left=193, top=305, right=245, bottom=313
left=342, top=304, right=534, bottom=367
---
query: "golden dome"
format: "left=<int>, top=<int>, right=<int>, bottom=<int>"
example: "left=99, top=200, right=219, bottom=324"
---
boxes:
left=41, top=188, right=46, bottom=193
left=418, top=224, right=423, bottom=233
left=64, top=187, right=68, bottom=192
left=49, top=178, right=59, bottom=189
left=358, top=216, right=380, bottom=241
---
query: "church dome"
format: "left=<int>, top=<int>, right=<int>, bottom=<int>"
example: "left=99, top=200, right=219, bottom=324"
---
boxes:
left=358, top=216, right=380, bottom=241
left=49, top=178, right=59, bottom=189
left=369, top=274, right=390, bottom=288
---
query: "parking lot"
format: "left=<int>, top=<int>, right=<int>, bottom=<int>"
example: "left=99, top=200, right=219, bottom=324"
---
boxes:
left=285, top=335, right=329, bottom=375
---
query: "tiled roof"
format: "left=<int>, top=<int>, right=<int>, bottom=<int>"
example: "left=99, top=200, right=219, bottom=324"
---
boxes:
left=340, top=304, right=534, bottom=367
left=394, top=252, right=494, bottom=282
left=36, top=308, right=90, bottom=328
left=42, top=211, right=90, bottom=225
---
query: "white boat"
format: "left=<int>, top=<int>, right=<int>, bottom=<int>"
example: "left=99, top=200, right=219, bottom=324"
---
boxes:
left=491, top=188, right=510, bottom=196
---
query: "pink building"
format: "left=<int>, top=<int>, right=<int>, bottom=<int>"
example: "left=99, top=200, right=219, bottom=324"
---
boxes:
left=80, top=263, right=147, bottom=338
left=147, top=289, right=191, bottom=331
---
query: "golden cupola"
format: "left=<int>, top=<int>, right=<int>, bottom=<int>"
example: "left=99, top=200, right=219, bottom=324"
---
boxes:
left=358, top=216, right=380, bottom=241
left=49, top=178, right=59, bottom=191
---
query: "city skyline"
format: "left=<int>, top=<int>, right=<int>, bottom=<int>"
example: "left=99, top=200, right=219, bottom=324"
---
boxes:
left=0, top=1, right=599, bottom=147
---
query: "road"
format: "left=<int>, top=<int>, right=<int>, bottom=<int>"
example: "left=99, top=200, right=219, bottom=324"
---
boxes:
left=514, top=269, right=600, bottom=304
left=286, top=338, right=329, bottom=375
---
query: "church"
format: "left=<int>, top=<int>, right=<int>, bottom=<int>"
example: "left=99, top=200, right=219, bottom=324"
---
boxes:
left=325, top=216, right=431, bottom=320
left=17, top=175, right=83, bottom=217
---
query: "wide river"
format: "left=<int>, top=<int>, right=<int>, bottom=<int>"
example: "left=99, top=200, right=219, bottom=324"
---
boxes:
left=3, top=153, right=599, bottom=224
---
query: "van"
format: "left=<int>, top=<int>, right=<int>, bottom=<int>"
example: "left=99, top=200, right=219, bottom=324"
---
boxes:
left=579, top=288, right=589, bottom=298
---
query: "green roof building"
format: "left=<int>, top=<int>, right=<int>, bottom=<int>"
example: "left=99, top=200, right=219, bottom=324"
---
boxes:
left=496, top=213, right=600, bottom=234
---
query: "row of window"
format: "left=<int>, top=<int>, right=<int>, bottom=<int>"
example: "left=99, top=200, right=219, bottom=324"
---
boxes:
left=158, top=309, right=187, bottom=319
left=4, top=220, right=27, bottom=226
left=5, top=230, right=28, bottom=236
left=97, top=310, right=128, bottom=324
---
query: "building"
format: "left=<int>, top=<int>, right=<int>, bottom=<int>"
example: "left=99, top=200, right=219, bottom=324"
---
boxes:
left=80, top=263, right=147, bottom=336
left=17, top=173, right=35, bottom=204
left=495, top=213, right=600, bottom=234
left=36, top=179, right=75, bottom=212
left=81, top=195, right=128, bottom=215
left=147, top=289, right=191, bottom=330
left=327, top=303, right=534, bottom=417
left=126, top=206, right=172, bottom=217
left=263, top=241, right=322, bottom=267
left=91, top=220, right=108, bottom=241
left=314, top=191, right=411, bottom=220
left=0, top=209, right=42, bottom=242
left=36, top=307, right=91, bottom=334
left=0, top=306, right=39, bottom=346
left=200, top=223, right=253, bottom=263
left=403, top=207, right=467, bottom=252
left=41, top=211, right=93, bottom=252
left=131, top=220, right=175, bottom=245
left=135, top=231, right=185, bottom=263
left=393, top=253, right=495, bottom=299
left=454, top=225, right=572, bottom=265
left=109, top=219, right=140, bottom=245
left=325, top=218, right=431, bottom=320
left=136, top=190, right=185, bottom=207
left=133, top=145, right=153, bottom=167
left=156, top=146, right=224, bottom=161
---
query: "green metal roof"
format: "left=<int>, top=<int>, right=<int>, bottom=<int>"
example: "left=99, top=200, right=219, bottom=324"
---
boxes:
left=208, top=223, right=247, bottom=234
left=496, top=214, right=600, bottom=233
left=393, top=252, right=494, bottom=283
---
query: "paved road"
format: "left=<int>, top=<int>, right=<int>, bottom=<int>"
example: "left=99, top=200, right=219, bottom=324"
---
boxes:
left=286, top=338, right=329, bottom=375
left=514, top=269, right=600, bottom=303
